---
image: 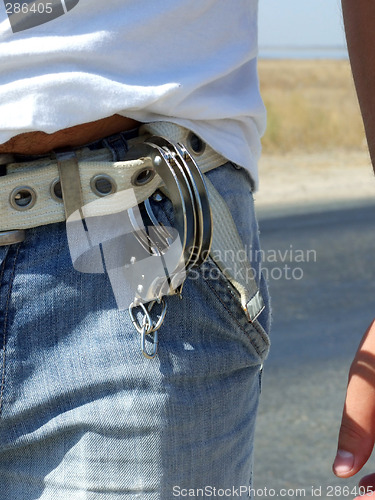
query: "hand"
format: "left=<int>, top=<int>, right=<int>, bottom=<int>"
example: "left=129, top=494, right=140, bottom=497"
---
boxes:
left=333, top=320, right=375, bottom=498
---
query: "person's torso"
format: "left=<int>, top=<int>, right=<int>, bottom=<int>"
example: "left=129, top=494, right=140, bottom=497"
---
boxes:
left=0, top=0, right=266, bottom=186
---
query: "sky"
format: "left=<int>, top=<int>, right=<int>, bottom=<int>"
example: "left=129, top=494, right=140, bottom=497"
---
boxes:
left=258, top=0, right=346, bottom=48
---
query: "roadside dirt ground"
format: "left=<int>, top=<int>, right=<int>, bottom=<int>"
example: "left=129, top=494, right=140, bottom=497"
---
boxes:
left=255, top=150, right=375, bottom=216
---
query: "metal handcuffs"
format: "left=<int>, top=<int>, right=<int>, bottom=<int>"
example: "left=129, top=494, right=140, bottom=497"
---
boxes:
left=125, top=135, right=213, bottom=358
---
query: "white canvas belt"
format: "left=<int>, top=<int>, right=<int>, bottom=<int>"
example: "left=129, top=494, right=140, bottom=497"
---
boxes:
left=0, top=121, right=264, bottom=330
left=0, top=122, right=224, bottom=231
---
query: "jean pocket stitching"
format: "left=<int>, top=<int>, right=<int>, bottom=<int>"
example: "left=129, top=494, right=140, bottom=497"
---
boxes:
left=204, top=266, right=247, bottom=333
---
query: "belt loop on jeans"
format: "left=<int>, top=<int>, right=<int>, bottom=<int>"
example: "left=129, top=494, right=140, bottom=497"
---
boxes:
left=0, top=154, right=14, bottom=175
left=55, top=150, right=84, bottom=220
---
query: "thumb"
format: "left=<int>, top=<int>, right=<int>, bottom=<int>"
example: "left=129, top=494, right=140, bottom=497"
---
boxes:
left=333, top=320, right=375, bottom=478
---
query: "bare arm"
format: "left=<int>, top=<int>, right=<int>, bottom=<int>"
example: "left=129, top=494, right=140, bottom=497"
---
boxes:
left=333, top=2, right=375, bottom=493
left=341, top=0, right=375, bottom=172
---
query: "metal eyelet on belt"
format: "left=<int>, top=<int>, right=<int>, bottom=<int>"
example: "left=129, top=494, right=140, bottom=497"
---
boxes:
left=9, top=186, right=37, bottom=211
left=90, top=174, right=117, bottom=197
left=50, top=178, right=63, bottom=203
left=131, top=167, right=155, bottom=187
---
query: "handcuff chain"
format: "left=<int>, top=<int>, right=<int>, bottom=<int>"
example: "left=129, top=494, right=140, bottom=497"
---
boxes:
left=128, top=299, right=167, bottom=359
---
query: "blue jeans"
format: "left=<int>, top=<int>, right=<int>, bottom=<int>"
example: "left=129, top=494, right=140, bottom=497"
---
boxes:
left=0, top=134, right=270, bottom=499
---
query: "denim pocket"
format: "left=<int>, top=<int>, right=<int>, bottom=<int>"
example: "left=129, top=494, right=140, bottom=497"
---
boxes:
left=197, top=255, right=271, bottom=362
left=147, top=162, right=271, bottom=363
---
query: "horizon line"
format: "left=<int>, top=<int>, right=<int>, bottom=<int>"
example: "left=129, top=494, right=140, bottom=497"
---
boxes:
left=259, top=45, right=347, bottom=51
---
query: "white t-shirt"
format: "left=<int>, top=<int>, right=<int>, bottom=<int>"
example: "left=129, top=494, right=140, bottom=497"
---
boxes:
left=0, top=0, right=266, bottom=187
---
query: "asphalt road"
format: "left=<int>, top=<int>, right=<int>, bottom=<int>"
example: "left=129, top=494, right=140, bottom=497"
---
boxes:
left=252, top=201, right=375, bottom=500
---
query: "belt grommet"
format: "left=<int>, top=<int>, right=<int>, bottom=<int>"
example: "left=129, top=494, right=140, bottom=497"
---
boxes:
left=187, top=132, right=205, bottom=156
left=90, top=174, right=117, bottom=197
left=131, top=167, right=155, bottom=187
left=50, top=178, right=63, bottom=203
left=10, top=186, right=37, bottom=211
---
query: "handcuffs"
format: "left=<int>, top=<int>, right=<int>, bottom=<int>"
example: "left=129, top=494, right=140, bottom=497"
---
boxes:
left=124, top=135, right=213, bottom=359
